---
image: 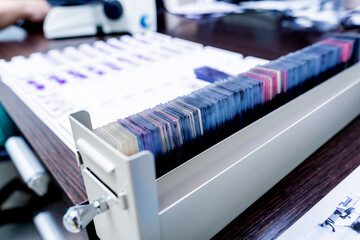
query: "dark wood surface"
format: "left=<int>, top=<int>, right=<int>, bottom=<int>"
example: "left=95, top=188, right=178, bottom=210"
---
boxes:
left=0, top=12, right=359, bottom=239
left=213, top=116, right=360, bottom=240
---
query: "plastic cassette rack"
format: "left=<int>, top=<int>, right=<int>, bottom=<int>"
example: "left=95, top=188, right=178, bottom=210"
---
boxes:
left=65, top=62, right=360, bottom=239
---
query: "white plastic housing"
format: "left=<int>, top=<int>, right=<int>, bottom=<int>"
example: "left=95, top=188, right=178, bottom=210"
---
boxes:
left=44, top=0, right=157, bottom=39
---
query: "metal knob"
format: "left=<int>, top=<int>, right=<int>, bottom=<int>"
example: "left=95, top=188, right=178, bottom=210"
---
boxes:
left=103, top=0, right=123, bottom=20
left=63, top=198, right=109, bottom=233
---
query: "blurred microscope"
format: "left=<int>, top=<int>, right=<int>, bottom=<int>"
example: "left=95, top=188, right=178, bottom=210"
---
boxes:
left=44, top=0, right=157, bottom=39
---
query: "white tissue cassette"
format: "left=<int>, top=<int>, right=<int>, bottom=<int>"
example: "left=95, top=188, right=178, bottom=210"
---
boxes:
left=44, top=0, right=157, bottom=39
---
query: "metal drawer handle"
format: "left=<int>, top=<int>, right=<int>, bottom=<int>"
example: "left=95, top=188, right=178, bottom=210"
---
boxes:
left=63, top=198, right=109, bottom=233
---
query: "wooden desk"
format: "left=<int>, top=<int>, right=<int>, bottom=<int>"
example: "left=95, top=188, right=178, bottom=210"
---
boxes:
left=0, top=12, right=359, bottom=239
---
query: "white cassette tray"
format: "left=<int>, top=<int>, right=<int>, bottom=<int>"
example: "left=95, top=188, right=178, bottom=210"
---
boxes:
left=69, top=63, right=360, bottom=240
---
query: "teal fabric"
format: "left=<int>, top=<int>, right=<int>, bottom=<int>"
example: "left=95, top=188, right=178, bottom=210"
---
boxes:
left=0, top=103, right=15, bottom=146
